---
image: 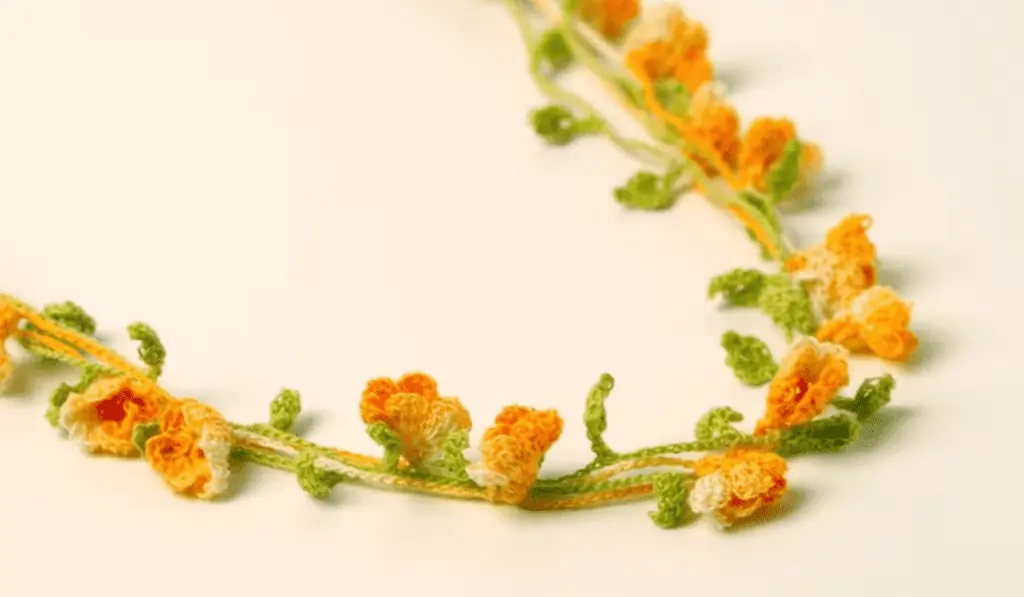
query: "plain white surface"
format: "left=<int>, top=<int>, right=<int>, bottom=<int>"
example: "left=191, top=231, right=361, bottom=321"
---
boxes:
left=0, top=0, right=1019, bottom=595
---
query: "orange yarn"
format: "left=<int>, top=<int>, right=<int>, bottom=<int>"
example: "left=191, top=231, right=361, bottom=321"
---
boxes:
left=687, top=83, right=742, bottom=176
left=578, top=0, right=639, bottom=39
left=473, top=405, right=563, bottom=505
left=0, top=299, right=20, bottom=385
left=623, top=7, right=713, bottom=93
left=58, top=374, right=166, bottom=456
left=817, top=286, right=918, bottom=361
left=755, top=339, right=849, bottom=435
left=825, top=214, right=877, bottom=266
left=737, top=117, right=823, bottom=193
left=145, top=398, right=233, bottom=499
left=785, top=214, right=879, bottom=316
left=691, top=449, right=788, bottom=526
left=360, top=373, right=472, bottom=467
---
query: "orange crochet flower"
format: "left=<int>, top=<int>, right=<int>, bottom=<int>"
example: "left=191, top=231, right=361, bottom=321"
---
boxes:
left=686, top=83, right=742, bottom=176
left=578, top=0, right=639, bottom=40
left=359, top=373, right=471, bottom=468
left=623, top=5, right=713, bottom=93
left=466, top=405, right=563, bottom=505
left=785, top=214, right=878, bottom=317
left=0, top=298, right=21, bottom=389
left=144, top=398, right=233, bottom=499
left=737, top=117, right=823, bottom=193
left=58, top=374, right=166, bottom=456
left=755, top=338, right=849, bottom=435
left=817, top=285, right=918, bottom=361
left=688, top=449, right=788, bottom=527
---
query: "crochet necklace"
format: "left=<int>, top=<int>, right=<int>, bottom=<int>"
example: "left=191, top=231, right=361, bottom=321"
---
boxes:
left=0, top=0, right=918, bottom=530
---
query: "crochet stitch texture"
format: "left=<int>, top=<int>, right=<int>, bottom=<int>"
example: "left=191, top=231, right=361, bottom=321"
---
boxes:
left=0, top=0, right=918, bottom=530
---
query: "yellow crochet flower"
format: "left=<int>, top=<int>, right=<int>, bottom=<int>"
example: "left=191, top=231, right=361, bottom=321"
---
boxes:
left=785, top=214, right=879, bottom=317
left=623, top=5, right=713, bottom=93
left=0, top=298, right=21, bottom=389
left=817, top=285, right=919, bottom=362
left=58, top=374, right=166, bottom=456
left=755, top=338, right=849, bottom=435
left=578, top=0, right=639, bottom=40
left=144, top=398, right=233, bottom=499
left=737, top=117, right=823, bottom=194
left=467, top=405, right=563, bottom=505
left=688, top=449, right=788, bottom=527
left=359, top=373, right=472, bottom=468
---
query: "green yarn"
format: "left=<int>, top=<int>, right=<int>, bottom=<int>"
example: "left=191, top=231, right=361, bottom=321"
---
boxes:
left=41, top=301, right=96, bottom=336
left=583, top=373, right=617, bottom=461
left=437, top=430, right=471, bottom=481
left=833, top=374, right=895, bottom=420
left=131, top=421, right=161, bottom=454
left=536, top=28, right=573, bottom=72
left=529, top=105, right=603, bottom=146
left=44, top=363, right=105, bottom=427
left=295, top=450, right=346, bottom=499
left=695, top=406, right=745, bottom=443
left=710, top=269, right=817, bottom=339
left=777, top=414, right=860, bottom=456
left=648, top=473, right=691, bottom=529
left=653, top=79, right=691, bottom=118
left=613, top=163, right=685, bottom=210
left=232, top=447, right=296, bottom=473
left=18, top=300, right=96, bottom=363
left=737, top=191, right=784, bottom=261
left=721, top=331, right=778, bottom=386
left=765, top=139, right=802, bottom=202
left=269, top=388, right=302, bottom=431
left=757, top=275, right=818, bottom=340
left=126, top=322, right=166, bottom=379
left=708, top=268, right=767, bottom=307
left=366, top=422, right=403, bottom=472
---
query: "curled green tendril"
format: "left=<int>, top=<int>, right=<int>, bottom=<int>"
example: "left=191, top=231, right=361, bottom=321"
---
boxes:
left=695, top=406, right=745, bottom=443
left=583, top=373, right=617, bottom=461
left=529, top=105, right=603, bottom=146
left=614, top=162, right=686, bottom=210
left=269, top=389, right=302, bottom=432
left=127, top=322, right=166, bottom=379
left=536, top=28, right=573, bottom=72
left=833, top=374, right=895, bottom=420
left=296, top=450, right=346, bottom=499
left=42, top=301, right=96, bottom=336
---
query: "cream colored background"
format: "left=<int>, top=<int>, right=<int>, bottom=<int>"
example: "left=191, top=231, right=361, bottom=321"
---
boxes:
left=0, top=1, right=1018, bottom=595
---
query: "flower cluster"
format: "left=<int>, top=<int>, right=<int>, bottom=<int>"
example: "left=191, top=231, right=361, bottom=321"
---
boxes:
left=617, top=4, right=822, bottom=192
left=467, top=405, right=564, bottom=505
left=688, top=449, right=788, bottom=527
left=359, top=373, right=472, bottom=468
left=787, top=215, right=918, bottom=361
left=56, top=370, right=234, bottom=499
left=756, top=338, right=850, bottom=435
